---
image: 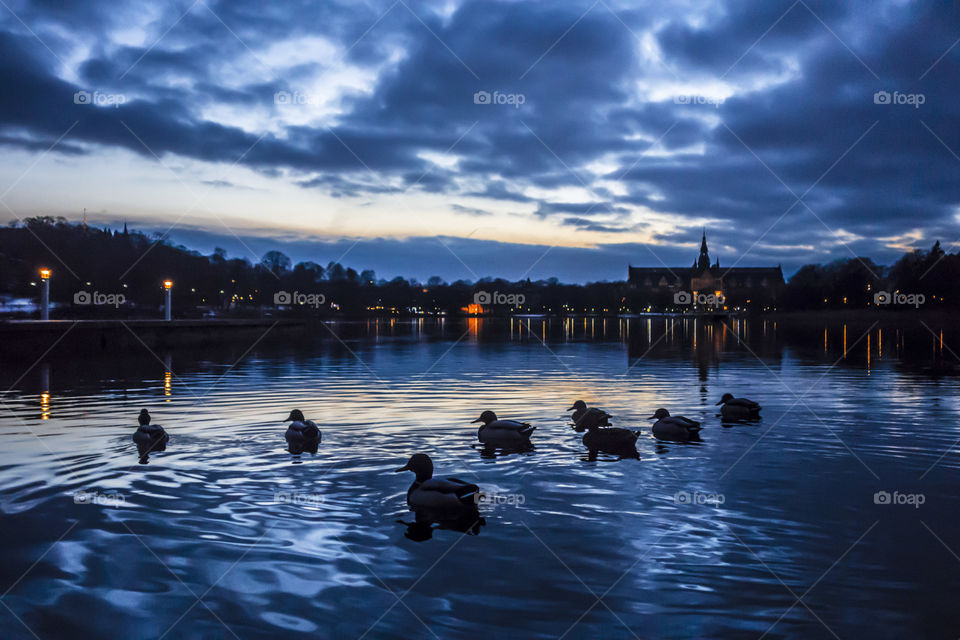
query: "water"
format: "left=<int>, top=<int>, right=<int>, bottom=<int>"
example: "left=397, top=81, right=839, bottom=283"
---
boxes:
left=1, top=316, right=959, bottom=639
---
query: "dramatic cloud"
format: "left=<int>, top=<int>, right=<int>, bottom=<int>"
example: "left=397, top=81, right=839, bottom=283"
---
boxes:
left=0, top=0, right=957, bottom=281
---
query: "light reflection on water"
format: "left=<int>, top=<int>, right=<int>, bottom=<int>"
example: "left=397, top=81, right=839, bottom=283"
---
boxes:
left=1, top=316, right=959, bottom=638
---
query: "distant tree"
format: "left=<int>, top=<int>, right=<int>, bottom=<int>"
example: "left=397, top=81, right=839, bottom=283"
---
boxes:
left=261, top=250, right=291, bottom=276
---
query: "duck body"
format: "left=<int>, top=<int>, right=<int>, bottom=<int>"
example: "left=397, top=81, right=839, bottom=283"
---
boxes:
left=472, top=411, right=535, bottom=446
left=568, top=401, right=612, bottom=430
left=717, top=394, right=761, bottom=420
left=406, top=477, right=481, bottom=510
left=285, top=420, right=321, bottom=444
left=133, top=409, right=169, bottom=448
left=649, top=409, right=701, bottom=442
left=396, top=454, right=480, bottom=511
left=478, top=419, right=536, bottom=445
left=284, top=409, right=321, bottom=446
left=582, top=425, right=640, bottom=453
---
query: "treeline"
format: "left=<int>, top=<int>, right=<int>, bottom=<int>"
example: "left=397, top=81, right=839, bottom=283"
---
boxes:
left=0, top=218, right=620, bottom=316
left=782, top=242, right=955, bottom=310
left=0, top=218, right=956, bottom=316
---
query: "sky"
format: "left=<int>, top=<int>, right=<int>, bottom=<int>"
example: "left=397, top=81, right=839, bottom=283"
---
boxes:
left=0, top=0, right=958, bottom=283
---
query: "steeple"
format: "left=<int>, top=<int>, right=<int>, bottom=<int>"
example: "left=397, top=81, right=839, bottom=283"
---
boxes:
left=697, top=230, right=711, bottom=271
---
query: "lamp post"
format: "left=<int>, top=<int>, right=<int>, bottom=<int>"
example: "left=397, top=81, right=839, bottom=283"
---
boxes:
left=163, top=280, right=173, bottom=321
left=39, top=268, right=51, bottom=321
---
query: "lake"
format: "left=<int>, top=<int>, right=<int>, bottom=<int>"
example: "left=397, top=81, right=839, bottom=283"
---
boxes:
left=1, top=315, right=958, bottom=639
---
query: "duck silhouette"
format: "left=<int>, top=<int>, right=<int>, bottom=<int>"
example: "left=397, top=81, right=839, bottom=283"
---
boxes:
left=648, top=408, right=701, bottom=442
left=132, top=409, right=169, bottom=459
left=284, top=409, right=321, bottom=454
left=567, top=400, right=612, bottom=431
left=395, top=453, right=481, bottom=512
left=582, top=422, right=640, bottom=456
left=716, top=393, right=761, bottom=420
left=471, top=411, right=536, bottom=447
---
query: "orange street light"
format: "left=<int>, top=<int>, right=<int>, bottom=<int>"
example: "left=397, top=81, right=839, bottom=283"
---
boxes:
left=163, top=280, right=173, bottom=320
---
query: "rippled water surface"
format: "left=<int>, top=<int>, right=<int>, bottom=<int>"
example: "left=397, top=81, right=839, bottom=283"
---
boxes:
left=2, top=317, right=960, bottom=639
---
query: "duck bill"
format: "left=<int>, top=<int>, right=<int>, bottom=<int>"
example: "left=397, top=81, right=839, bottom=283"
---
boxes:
left=566, top=405, right=576, bottom=411
left=470, top=417, right=483, bottom=423
left=394, top=464, right=410, bottom=473
left=715, top=400, right=724, bottom=405
left=646, top=415, right=656, bottom=420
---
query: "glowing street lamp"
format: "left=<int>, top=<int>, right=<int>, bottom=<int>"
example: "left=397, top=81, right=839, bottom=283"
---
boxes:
left=163, top=279, right=173, bottom=321
left=39, top=268, right=51, bottom=321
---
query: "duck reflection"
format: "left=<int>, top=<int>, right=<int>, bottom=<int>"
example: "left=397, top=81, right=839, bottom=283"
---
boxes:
left=132, top=409, right=170, bottom=464
left=397, top=509, right=486, bottom=542
left=475, top=442, right=535, bottom=458
left=583, top=446, right=640, bottom=462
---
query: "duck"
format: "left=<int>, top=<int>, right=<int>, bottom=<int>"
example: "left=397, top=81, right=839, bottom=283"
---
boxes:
left=716, top=393, right=761, bottom=420
left=567, top=400, right=612, bottom=430
left=132, top=409, right=169, bottom=449
left=471, top=410, right=536, bottom=446
left=284, top=409, right=321, bottom=447
left=582, top=422, right=640, bottom=454
left=395, top=453, right=481, bottom=511
left=648, top=408, right=702, bottom=441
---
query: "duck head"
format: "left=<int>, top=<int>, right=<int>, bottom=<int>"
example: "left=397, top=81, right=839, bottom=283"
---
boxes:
left=471, top=410, right=498, bottom=425
left=395, top=453, right=433, bottom=481
left=138, top=409, right=151, bottom=426
left=716, top=393, right=735, bottom=406
left=647, top=408, right=671, bottom=420
left=285, top=409, right=305, bottom=422
left=567, top=400, right=587, bottom=412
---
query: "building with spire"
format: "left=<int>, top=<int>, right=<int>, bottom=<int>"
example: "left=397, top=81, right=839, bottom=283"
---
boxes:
left=628, top=232, right=785, bottom=308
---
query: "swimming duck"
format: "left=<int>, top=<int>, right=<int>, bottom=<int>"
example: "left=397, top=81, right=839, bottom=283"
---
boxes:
left=132, top=409, right=169, bottom=449
left=648, top=408, right=701, bottom=441
left=582, top=422, right=640, bottom=454
left=716, top=393, right=761, bottom=420
left=471, top=410, right=536, bottom=446
left=284, top=410, right=321, bottom=447
left=567, top=400, right=612, bottom=430
left=395, top=453, right=481, bottom=510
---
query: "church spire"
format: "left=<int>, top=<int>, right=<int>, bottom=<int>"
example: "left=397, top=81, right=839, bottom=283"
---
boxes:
left=697, top=230, right=711, bottom=271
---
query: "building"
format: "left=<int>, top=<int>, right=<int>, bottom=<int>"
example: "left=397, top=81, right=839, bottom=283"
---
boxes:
left=628, top=233, right=785, bottom=309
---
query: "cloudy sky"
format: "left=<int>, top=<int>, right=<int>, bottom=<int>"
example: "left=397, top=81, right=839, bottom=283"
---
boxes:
left=0, top=0, right=957, bottom=282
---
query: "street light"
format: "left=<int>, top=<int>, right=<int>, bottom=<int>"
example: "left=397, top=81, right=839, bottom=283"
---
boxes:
left=39, top=268, right=51, bottom=321
left=163, top=280, right=173, bottom=321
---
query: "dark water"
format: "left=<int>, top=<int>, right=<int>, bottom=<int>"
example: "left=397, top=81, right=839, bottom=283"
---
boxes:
left=1, top=316, right=959, bottom=639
